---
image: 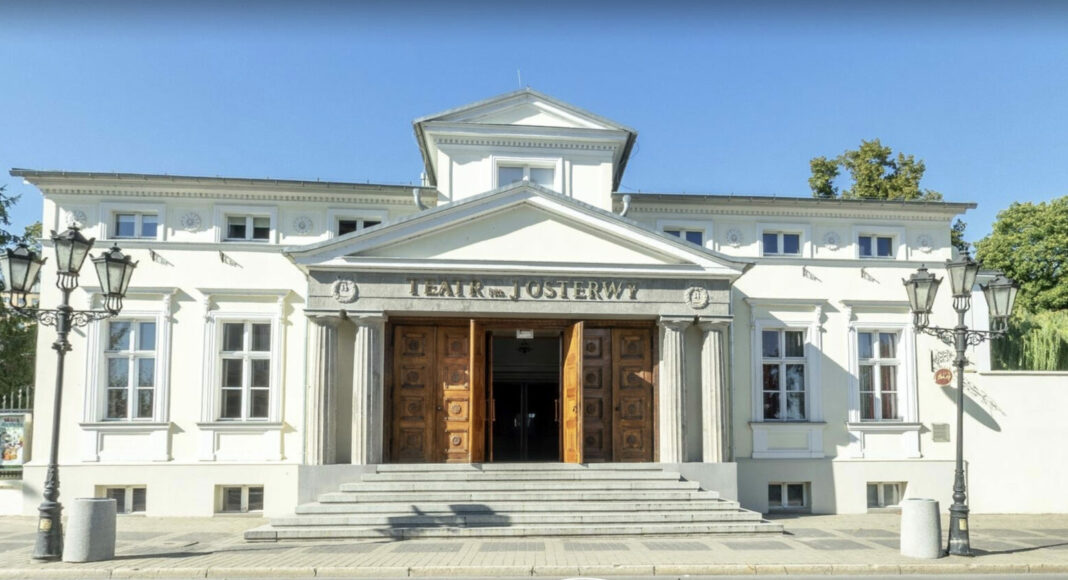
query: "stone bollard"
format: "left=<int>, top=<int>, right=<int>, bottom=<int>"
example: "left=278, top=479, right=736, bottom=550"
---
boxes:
left=62, top=498, right=117, bottom=562
left=900, top=498, right=942, bottom=559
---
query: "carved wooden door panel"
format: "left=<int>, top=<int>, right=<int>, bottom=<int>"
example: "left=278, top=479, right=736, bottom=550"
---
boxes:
left=581, top=328, right=613, bottom=462
left=391, top=325, right=437, bottom=462
left=561, top=322, right=584, bottom=463
left=438, top=326, right=472, bottom=463
left=612, top=327, right=655, bottom=462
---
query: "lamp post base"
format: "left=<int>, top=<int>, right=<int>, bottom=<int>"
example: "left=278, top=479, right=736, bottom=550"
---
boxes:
left=31, top=500, right=64, bottom=561
left=947, top=506, right=972, bottom=557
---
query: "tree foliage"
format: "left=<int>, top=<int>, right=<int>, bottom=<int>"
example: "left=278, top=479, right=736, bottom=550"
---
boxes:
left=991, top=310, right=1068, bottom=371
left=975, top=196, right=1068, bottom=314
left=0, top=185, right=39, bottom=403
left=809, top=139, right=943, bottom=201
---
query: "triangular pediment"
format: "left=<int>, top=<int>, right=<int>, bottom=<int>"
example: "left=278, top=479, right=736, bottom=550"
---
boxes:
left=415, top=88, right=632, bottom=132
left=287, top=184, right=749, bottom=278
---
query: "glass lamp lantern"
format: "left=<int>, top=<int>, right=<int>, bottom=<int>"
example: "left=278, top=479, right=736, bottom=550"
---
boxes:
left=92, top=246, right=138, bottom=314
left=51, top=227, right=95, bottom=289
left=945, top=251, right=981, bottom=298
left=981, top=274, right=1019, bottom=332
left=1, top=244, right=46, bottom=306
left=903, top=265, right=942, bottom=328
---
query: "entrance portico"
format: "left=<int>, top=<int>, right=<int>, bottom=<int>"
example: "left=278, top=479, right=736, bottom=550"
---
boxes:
left=288, top=183, right=749, bottom=466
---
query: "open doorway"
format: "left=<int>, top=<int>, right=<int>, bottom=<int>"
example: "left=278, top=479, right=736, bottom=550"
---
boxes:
left=489, top=334, right=561, bottom=461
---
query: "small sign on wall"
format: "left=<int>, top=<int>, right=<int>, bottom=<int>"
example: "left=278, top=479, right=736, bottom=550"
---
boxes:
left=932, top=423, right=951, bottom=442
left=934, top=368, right=953, bottom=386
left=0, top=415, right=26, bottom=465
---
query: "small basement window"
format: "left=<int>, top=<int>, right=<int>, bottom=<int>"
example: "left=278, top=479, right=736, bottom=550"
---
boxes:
left=102, top=486, right=147, bottom=514
left=218, top=485, right=264, bottom=513
left=867, top=482, right=906, bottom=508
left=768, top=482, right=809, bottom=511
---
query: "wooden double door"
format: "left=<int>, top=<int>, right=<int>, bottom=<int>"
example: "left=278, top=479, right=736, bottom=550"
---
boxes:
left=388, top=320, right=655, bottom=463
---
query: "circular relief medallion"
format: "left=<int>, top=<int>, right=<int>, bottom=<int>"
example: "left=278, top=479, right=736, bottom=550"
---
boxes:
left=180, top=212, right=203, bottom=232
left=293, top=215, right=314, bottom=234
left=684, top=286, right=710, bottom=310
left=66, top=210, right=88, bottom=228
left=917, top=234, right=934, bottom=253
left=823, top=231, right=842, bottom=250
left=331, top=276, right=359, bottom=304
left=725, top=228, right=744, bottom=248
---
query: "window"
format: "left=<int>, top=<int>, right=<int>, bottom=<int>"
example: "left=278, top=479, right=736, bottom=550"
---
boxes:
left=225, top=216, right=271, bottom=242
left=498, top=164, right=555, bottom=188
left=219, top=485, right=264, bottom=513
left=337, top=217, right=382, bottom=236
left=103, top=486, right=147, bottom=514
left=761, top=329, right=807, bottom=420
left=104, top=320, right=157, bottom=420
left=858, top=331, right=900, bottom=421
left=768, top=482, right=809, bottom=511
left=858, top=234, right=894, bottom=258
left=762, top=232, right=801, bottom=256
left=219, top=322, right=272, bottom=420
left=665, top=228, right=704, bottom=246
left=113, top=213, right=158, bottom=239
left=867, top=482, right=906, bottom=508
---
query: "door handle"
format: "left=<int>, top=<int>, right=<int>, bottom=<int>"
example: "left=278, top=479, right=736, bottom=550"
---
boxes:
left=554, top=399, right=559, bottom=421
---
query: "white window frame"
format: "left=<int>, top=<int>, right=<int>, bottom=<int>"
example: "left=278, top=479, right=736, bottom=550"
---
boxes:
left=491, top=155, right=564, bottom=193
left=758, top=328, right=810, bottom=422
left=768, top=482, right=810, bottom=512
left=216, top=320, right=274, bottom=421
left=326, top=208, right=388, bottom=239
left=100, top=318, right=160, bottom=421
left=656, top=219, right=712, bottom=249
left=750, top=315, right=823, bottom=423
left=100, top=485, right=147, bottom=514
left=855, top=329, right=903, bottom=421
left=845, top=320, right=918, bottom=424
left=867, top=481, right=907, bottom=509
left=757, top=223, right=812, bottom=258
left=83, top=290, right=175, bottom=424
left=100, top=202, right=166, bottom=241
left=213, top=204, right=278, bottom=244
left=206, top=314, right=281, bottom=422
left=216, top=485, right=264, bottom=513
left=852, top=225, right=906, bottom=261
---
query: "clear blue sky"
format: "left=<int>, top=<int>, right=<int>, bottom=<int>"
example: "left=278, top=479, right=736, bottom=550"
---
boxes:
left=2, top=1, right=1066, bottom=244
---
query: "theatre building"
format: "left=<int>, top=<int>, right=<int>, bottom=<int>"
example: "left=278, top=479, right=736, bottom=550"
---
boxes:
left=11, top=89, right=991, bottom=533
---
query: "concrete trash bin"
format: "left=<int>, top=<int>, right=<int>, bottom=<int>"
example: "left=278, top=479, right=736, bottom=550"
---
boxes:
left=62, top=498, right=117, bottom=562
left=900, top=498, right=942, bottom=559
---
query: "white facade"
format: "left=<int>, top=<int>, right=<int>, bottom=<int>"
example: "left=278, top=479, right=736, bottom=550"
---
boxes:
left=9, top=88, right=1064, bottom=518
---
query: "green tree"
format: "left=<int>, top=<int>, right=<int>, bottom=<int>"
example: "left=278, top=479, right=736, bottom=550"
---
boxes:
left=0, top=185, right=39, bottom=404
left=808, top=139, right=943, bottom=201
left=975, top=197, right=1068, bottom=313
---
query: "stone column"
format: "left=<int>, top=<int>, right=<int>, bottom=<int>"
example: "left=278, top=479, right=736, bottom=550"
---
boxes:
left=351, top=313, right=387, bottom=465
left=305, top=315, right=340, bottom=465
left=698, top=319, right=731, bottom=463
left=658, top=316, right=691, bottom=463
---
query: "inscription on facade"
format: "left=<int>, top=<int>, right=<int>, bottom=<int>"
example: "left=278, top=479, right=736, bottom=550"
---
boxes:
left=405, top=278, right=639, bottom=301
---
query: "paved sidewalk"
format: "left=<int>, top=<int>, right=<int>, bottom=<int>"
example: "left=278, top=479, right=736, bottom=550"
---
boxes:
left=1, top=513, right=1067, bottom=578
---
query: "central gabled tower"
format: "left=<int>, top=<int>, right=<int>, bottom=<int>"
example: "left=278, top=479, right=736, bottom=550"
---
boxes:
left=413, top=88, right=637, bottom=210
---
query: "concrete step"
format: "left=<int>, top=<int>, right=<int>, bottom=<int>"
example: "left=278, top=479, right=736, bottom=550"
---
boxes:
left=360, top=470, right=683, bottom=482
left=296, top=498, right=743, bottom=514
left=246, top=520, right=784, bottom=541
left=269, top=510, right=766, bottom=527
left=374, top=463, right=664, bottom=472
left=319, top=489, right=719, bottom=503
left=337, top=479, right=700, bottom=492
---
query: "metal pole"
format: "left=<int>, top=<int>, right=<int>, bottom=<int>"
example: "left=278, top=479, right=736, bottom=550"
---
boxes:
left=32, top=286, right=72, bottom=561
left=947, top=301, right=972, bottom=556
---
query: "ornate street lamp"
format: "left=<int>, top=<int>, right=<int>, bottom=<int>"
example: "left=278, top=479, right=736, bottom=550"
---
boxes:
left=0, top=227, right=137, bottom=561
left=903, top=250, right=1017, bottom=557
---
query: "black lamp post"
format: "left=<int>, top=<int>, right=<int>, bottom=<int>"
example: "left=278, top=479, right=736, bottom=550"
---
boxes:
left=903, top=250, right=1017, bottom=557
left=0, top=227, right=137, bottom=561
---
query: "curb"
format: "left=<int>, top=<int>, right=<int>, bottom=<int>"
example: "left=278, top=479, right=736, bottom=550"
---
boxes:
left=4, top=562, right=1068, bottom=578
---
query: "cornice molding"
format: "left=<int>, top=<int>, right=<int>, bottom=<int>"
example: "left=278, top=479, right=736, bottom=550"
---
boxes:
left=629, top=206, right=957, bottom=222
left=42, top=187, right=422, bottom=206
left=434, top=137, right=617, bottom=152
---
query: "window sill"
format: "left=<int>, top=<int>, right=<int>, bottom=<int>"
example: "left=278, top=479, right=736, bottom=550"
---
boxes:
left=197, top=421, right=283, bottom=432
left=749, top=421, right=827, bottom=426
left=80, top=422, right=170, bottom=432
left=846, top=422, right=921, bottom=433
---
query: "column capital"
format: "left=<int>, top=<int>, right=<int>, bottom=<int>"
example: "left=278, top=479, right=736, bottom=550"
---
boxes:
left=307, top=313, right=345, bottom=327
left=345, top=311, right=388, bottom=326
left=696, top=317, right=731, bottom=332
left=658, top=316, right=693, bottom=332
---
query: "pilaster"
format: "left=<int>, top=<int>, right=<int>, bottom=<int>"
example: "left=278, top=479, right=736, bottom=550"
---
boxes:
left=306, top=315, right=341, bottom=465
left=698, top=318, right=731, bottom=463
left=350, top=312, right=387, bottom=465
left=658, top=316, right=691, bottom=463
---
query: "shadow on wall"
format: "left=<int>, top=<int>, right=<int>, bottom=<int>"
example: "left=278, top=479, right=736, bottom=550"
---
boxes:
left=938, top=385, right=1001, bottom=432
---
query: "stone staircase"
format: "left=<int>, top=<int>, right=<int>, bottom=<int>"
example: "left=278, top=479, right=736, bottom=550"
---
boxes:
left=246, top=463, right=782, bottom=540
